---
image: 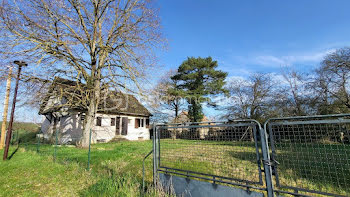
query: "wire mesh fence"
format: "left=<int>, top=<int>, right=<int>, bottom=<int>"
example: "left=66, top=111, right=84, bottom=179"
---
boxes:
left=155, top=121, right=267, bottom=191
left=30, top=129, right=93, bottom=170
left=154, top=115, right=350, bottom=197
left=266, top=114, right=350, bottom=196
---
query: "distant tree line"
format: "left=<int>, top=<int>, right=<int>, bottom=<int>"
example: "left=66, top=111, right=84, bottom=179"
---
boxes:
left=223, top=47, right=350, bottom=122
left=153, top=48, right=350, bottom=123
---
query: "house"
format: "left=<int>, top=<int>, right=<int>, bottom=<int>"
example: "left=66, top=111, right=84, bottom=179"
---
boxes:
left=167, top=111, right=210, bottom=139
left=39, top=77, right=152, bottom=144
left=173, top=111, right=209, bottom=123
left=169, top=112, right=252, bottom=141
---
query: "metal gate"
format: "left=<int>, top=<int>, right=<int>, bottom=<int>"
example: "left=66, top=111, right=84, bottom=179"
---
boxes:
left=152, top=114, right=350, bottom=197
left=153, top=120, right=273, bottom=197
left=265, top=114, right=350, bottom=197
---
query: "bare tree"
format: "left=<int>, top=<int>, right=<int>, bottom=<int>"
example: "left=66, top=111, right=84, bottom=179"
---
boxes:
left=320, top=48, right=350, bottom=110
left=0, top=0, right=164, bottom=147
left=279, top=69, right=309, bottom=116
left=223, top=73, right=274, bottom=122
left=307, top=68, right=334, bottom=114
left=307, top=48, right=350, bottom=114
left=152, top=70, right=184, bottom=119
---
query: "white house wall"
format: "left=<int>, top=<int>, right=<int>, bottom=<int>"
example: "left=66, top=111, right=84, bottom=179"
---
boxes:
left=41, top=112, right=150, bottom=143
left=58, top=114, right=83, bottom=143
left=40, top=113, right=83, bottom=144
left=93, top=113, right=150, bottom=142
left=40, top=117, right=53, bottom=138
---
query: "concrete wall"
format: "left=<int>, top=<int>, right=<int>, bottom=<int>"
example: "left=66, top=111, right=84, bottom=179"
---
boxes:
left=41, top=112, right=150, bottom=143
left=159, top=173, right=264, bottom=197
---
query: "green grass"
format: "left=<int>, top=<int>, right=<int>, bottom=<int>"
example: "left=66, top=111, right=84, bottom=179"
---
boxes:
left=0, top=147, right=94, bottom=196
left=0, top=121, right=40, bottom=133
left=0, top=129, right=349, bottom=196
left=0, top=130, right=169, bottom=197
left=159, top=139, right=350, bottom=196
left=274, top=143, right=350, bottom=196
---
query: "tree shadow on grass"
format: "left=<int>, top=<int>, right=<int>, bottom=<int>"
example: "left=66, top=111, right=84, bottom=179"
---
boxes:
left=271, top=144, right=350, bottom=195
left=8, top=145, right=19, bottom=160
left=229, top=143, right=350, bottom=195
left=228, top=151, right=260, bottom=164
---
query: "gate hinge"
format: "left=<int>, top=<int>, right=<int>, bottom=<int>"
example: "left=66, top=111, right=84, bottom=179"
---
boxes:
left=263, top=159, right=280, bottom=166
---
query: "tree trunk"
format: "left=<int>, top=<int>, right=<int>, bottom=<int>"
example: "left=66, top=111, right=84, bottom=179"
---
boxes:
left=81, top=103, right=96, bottom=148
left=81, top=78, right=101, bottom=148
left=175, top=104, right=178, bottom=118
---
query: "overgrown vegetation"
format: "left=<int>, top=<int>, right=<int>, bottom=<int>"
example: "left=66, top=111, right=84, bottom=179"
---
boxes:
left=0, top=121, right=39, bottom=144
left=0, top=121, right=39, bottom=133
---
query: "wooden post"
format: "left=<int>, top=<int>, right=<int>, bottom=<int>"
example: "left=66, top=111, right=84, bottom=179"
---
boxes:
left=3, top=61, right=26, bottom=160
left=0, top=67, right=12, bottom=150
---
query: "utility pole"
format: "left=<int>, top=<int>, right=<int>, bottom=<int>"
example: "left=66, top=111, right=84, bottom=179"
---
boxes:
left=3, top=61, right=27, bottom=160
left=0, top=66, right=13, bottom=149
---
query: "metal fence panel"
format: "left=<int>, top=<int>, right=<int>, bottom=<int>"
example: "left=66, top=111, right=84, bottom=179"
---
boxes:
left=155, top=120, right=267, bottom=191
left=266, top=114, right=350, bottom=197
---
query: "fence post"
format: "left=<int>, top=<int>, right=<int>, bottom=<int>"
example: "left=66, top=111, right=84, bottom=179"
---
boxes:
left=259, top=126, right=274, bottom=197
left=16, top=129, right=19, bottom=145
left=53, top=129, right=58, bottom=162
left=152, top=125, right=158, bottom=187
left=36, top=135, right=40, bottom=153
left=143, top=150, right=153, bottom=193
left=87, top=128, right=92, bottom=170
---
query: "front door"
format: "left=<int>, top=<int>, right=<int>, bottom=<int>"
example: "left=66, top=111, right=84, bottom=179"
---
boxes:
left=121, top=117, right=128, bottom=135
left=116, top=117, right=121, bottom=135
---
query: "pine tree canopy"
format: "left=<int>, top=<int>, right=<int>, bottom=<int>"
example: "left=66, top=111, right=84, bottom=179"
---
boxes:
left=171, top=57, right=228, bottom=122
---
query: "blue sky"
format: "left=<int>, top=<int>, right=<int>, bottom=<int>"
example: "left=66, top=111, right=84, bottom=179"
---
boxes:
left=156, top=0, right=350, bottom=75
left=2, top=0, right=350, bottom=122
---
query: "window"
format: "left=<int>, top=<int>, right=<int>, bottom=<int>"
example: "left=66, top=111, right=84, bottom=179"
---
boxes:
left=135, top=118, right=146, bottom=128
left=80, top=113, right=86, bottom=121
left=146, top=118, right=150, bottom=128
left=96, top=117, right=102, bottom=126
left=135, top=118, right=140, bottom=128
left=111, top=118, right=115, bottom=126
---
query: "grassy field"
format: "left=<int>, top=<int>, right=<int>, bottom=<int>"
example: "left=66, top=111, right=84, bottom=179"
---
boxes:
left=0, top=141, right=163, bottom=197
left=0, top=126, right=167, bottom=197
left=0, top=128, right=349, bottom=196
left=159, top=139, right=350, bottom=196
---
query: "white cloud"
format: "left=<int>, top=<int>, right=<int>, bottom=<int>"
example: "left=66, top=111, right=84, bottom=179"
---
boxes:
left=254, top=55, right=286, bottom=66
left=252, top=49, right=336, bottom=67
left=225, top=75, right=246, bottom=83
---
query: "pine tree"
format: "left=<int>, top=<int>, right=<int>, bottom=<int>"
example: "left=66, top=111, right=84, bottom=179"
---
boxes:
left=172, top=57, right=228, bottom=122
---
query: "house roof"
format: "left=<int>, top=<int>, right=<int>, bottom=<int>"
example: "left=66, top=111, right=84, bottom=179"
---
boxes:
left=172, top=111, right=209, bottom=123
left=39, top=77, right=152, bottom=117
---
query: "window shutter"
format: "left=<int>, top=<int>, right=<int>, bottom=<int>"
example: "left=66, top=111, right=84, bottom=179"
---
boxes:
left=135, top=119, right=139, bottom=128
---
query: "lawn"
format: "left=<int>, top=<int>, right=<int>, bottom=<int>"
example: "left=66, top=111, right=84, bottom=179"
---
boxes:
left=0, top=138, right=164, bottom=197
left=0, top=129, right=349, bottom=197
